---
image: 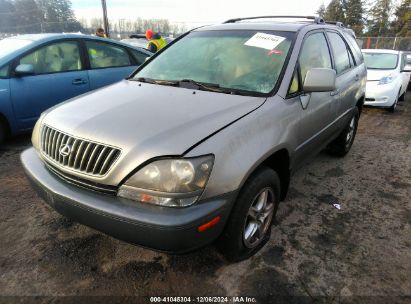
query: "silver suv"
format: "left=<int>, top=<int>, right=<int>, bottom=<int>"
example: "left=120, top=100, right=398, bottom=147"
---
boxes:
left=22, top=16, right=366, bottom=261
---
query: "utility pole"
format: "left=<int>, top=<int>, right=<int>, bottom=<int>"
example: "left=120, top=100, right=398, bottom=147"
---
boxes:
left=101, top=0, right=110, bottom=37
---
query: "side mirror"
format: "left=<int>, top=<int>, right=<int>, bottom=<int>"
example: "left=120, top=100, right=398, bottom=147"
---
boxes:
left=15, top=64, right=34, bottom=76
left=303, top=68, right=336, bottom=92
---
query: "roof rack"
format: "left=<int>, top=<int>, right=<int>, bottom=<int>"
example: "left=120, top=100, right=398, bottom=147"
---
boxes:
left=223, top=15, right=325, bottom=24
left=324, top=21, right=345, bottom=27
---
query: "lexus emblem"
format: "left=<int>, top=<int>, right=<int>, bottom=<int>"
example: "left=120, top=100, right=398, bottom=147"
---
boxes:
left=59, top=144, right=72, bottom=157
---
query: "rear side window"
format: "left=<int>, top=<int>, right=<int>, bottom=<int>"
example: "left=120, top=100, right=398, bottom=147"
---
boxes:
left=0, top=65, right=9, bottom=78
left=86, top=41, right=131, bottom=69
left=130, top=49, right=150, bottom=65
left=20, top=41, right=82, bottom=74
left=344, top=33, right=364, bottom=64
left=299, top=32, right=332, bottom=83
left=327, top=32, right=351, bottom=74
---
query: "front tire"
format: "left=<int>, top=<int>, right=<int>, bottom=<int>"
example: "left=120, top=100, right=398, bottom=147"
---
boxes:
left=217, top=167, right=280, bottom=262
left=388, top=90, right=400, bottom=112
left=327, top=107, right=359, bottom=157
left=398, top=90, right=405, bottom=101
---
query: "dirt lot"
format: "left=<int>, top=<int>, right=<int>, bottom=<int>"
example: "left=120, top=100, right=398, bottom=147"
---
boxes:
left=0, top=94, right=410, bottom=303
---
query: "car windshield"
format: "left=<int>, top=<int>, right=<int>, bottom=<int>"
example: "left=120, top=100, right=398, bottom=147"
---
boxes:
left=0, top=38, right=33, bottom=59
left=363, top=52, right=398, bottom=69
left=133, top=30, right=295, bottom=95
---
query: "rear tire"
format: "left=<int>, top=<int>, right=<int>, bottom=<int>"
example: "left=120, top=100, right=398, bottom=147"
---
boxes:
left=327, top=107, right=359, bottom=157
left=0, top=121, right=7, bottom=145
left=217, top=167, right=280, bottom=262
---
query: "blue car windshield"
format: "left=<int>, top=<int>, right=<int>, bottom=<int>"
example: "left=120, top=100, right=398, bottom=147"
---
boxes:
left=0, top=38, right=32, bottom=59
left=134, top=30, right=295, bottom=95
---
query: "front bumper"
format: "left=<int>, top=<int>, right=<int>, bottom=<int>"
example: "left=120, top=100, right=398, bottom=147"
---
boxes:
left=21, top=148, right=235, bottom=253
left=364, top=81, right=398, bottom=107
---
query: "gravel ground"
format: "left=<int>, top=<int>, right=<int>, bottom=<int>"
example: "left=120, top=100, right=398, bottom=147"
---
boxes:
left=0, top=94, right=410, bottom=303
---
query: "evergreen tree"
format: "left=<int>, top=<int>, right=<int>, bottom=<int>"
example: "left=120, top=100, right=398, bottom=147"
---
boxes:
left=39, top=0, right=82, bottom=32
left=390, top=0, right=410, bottom=36
left=366, top=0, right=392, bottom=36
left=0, top=0, right=16, bottom=33
left=324, top=0, right=346, bottom=22
left=317, top=3, right=326, bottom=18
left=345, top=0, right=365, bottom=35
left=14, top=0, right=43, bottom=33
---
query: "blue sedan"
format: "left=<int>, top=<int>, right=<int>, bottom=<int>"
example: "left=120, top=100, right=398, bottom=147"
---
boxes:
left=0, top=34, right=152, bottom=142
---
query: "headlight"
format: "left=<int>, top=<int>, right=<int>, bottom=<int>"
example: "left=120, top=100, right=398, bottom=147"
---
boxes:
left=117, top=155, right=214, bottom=207
left=32, top=112, right=46, bottom=151
left=378, top=75, right=394, bottom=85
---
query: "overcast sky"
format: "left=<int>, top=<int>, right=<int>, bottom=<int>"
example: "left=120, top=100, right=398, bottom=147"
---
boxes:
left=71, top=0, right=332, bottom=27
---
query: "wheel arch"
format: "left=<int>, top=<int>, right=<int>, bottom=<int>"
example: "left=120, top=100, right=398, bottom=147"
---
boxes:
left=239, top=148, right=291, bottom=202
left=356, top=95, right=365, bottom=116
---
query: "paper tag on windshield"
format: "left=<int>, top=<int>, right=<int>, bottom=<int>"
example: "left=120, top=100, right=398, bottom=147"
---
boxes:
left=245, top=33, right=286, bottom=50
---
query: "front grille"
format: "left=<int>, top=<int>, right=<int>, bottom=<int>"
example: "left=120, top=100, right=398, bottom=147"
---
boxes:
left=40, top=125, right=121, bottom=177
left=45, top=164, right=118, bottom=195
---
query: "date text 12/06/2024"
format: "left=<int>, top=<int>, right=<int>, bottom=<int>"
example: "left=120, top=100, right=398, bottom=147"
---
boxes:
left=150, top=296, right=257, bottom=303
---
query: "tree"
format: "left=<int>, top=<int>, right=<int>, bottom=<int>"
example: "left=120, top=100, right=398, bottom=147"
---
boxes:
left=390, top=0, right=410, bottom=50
left=366, top=0, right=392, bottom=36
left=324, top=0, right=346, bottom=22
left=0, top=0, right=16, bottom=33
left=14, top=0, right=43, bottom=33
left=41, top=0, right=82, bottom=32
left=390, top=0, right=411, bottom=36
left=345, top=0, right=365, bottom=35
left=316, top=3, right=326, bottom=18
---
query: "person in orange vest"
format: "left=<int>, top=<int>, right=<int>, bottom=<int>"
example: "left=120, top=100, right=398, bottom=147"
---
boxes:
left=145, top=29, right=167, bottom=53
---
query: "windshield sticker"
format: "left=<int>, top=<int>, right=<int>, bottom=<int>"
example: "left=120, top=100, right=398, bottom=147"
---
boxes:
left=267, top=49, right=284, bottom=56
left=245, top=33, right=286, bottom=50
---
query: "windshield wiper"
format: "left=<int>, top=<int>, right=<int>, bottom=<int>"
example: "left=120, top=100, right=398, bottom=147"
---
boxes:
left=178, top=79, right=259, bottom=96
left=178, top=79, right=225, bottom=92
left=132, top=77, right=178, bottom=86
left=133, top=77, right=261, bottom=96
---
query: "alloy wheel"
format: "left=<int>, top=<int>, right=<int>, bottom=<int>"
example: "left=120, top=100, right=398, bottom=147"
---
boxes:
left=345, top=116, right=356, bottom=148
left=243, top=188, right=275, bottom=248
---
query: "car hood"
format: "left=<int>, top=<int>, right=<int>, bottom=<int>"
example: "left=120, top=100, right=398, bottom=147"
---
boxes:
left=42, top=80, right=266, bottom=185
left=366, top=69, right=397, bottom=81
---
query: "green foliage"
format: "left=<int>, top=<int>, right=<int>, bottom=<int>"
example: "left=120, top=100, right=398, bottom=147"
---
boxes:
left=0, top=0, right=82, bottom=33
left=391, top=0, right=410, bottom=37
left=324, top=0, right=346, bottom=23
left=0, top=0, right=16, bottom=32
left=366, top=0, right=392, bottom=36
left=317, top=3, right=326, bottom=18
left=345, top=0, right=364, bottom=35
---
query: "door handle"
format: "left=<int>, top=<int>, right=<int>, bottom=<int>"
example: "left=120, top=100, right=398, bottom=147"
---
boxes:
left=72, top=78, right=87, bottom=85
left=354, top=74, right=360, bottom=81
left=330, top=89, right=340, bottom=96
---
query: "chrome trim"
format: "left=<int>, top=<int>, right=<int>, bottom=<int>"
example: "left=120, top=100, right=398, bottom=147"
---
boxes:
left=40, top=125, right=121, bottom=177
left=45, top=164, right=117, bottom=195
left=119, top=185, right=203, bottom=198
